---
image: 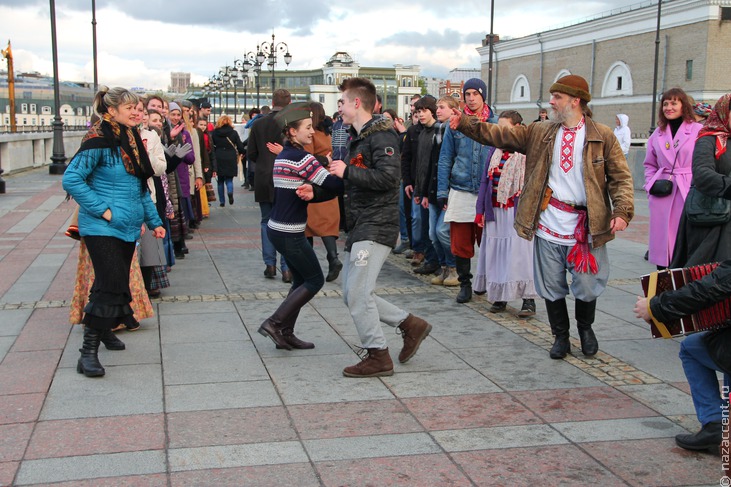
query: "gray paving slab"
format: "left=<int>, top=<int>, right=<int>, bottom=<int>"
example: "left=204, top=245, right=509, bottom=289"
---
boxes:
left=458, top=346, right=605, bottom=391
left=381, top=368, right=502, bottom=398
left=15, top=450, right=166, bottom=485
left=262, top=353, right=396, bottom=405
left=432, top=424, right=568, bottom=452
left=160, top=311, right=250, bottom=344
left=168, top=441, right=308, bottom=471
left=41, top=364, right=163, bottom=420
left=599, top=338, right=686, bottom=383
left=617, top=383, right=697, bottom=416
left=161, top=340, right=268, bottom=385
left=249, top=320, right=356, bottom=358
left=552, top=416, right=687, bottom=443
left=165, top=380, right=282, bottom=412
left=158, top=300, right=238, bottom=315
left=303, top=432, right=440, bottom=462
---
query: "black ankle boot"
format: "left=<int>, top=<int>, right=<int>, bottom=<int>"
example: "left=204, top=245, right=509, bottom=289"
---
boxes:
left=324, top=236, right=342, bottom=282
left=99, top=329, right=126, bottom=350
left=576, top=299, right=598, bottom=356
left=675, top=421, right=722, bottom=452
left=545, top=298, right=571, bottom=359
left=455, top=257, right=472, bottom=304
left=77, top=327, right=105, bottom=377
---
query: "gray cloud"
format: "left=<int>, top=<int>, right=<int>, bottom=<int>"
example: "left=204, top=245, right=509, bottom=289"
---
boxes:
left=381, top=29, right=485, bottom=50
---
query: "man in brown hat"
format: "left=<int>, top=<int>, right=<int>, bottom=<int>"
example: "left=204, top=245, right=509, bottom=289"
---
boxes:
left=448, top=74, right=634, bottom=360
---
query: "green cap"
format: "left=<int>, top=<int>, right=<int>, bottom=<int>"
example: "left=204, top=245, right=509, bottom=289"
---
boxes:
left=274, top=102, right=313, bottom=129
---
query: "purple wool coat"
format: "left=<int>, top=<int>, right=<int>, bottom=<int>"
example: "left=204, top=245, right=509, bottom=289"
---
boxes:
left=174, top=129, right=195, bottom=197
left=643, top=120, right=702, bottom=266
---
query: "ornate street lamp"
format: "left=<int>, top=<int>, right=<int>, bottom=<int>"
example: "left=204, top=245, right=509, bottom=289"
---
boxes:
left=240, top=50, right=261, bottom=108
left=221, top=68, right=231, bottom=115
left=48, top=0, right=67, bottom=175
left=91, top=0, right=98, bottom=94
left=256, top=33, right=292, bottom=98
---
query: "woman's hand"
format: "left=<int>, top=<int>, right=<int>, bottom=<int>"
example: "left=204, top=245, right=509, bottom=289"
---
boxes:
left=328, top=160, right=346, bottom=178
left=448, top=108, right=462, bottom=130
left=296, top=184, right=314, bottom=201
left=170, top=123, right=184, bottom=138
left=152, top=226, right=166, bottom=239
left=102, top=209, right=112, bottom=222
left=421, top=197, right=429, bottom=209
left=140, top=224, right=146, bottom=236
left=267, top=142, right=283, bottom=155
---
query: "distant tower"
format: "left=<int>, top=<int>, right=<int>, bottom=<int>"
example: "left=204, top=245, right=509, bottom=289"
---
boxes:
left=170, top=72, right=191, bottom=94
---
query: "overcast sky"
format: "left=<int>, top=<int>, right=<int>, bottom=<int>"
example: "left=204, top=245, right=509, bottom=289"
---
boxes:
left=0, top=0, right=645, bottom=90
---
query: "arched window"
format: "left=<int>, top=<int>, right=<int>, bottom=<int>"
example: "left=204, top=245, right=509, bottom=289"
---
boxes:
left=326, top=74, right=333, bottom=85
left=553, top=69, right=571, bottom=83
left=510, top=75, right=530, bottom=102
left=602, top=61, right=633, bottom=97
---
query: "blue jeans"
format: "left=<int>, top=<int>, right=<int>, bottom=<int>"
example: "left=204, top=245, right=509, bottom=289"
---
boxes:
left=267, top=231, right=324, bottom=294
left=259, top=202, right=288, bottom=270
left=217, top=177, right=233, bottom=204
left=429, top=203, right=455, bottom=267
left=411, top=199, right=438, bottom=264
left=680, top=332, right=729, bottom=425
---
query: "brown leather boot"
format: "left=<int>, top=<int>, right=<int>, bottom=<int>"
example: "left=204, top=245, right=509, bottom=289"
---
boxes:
left=410, top=252, right=425, bottom=267
left=397, top=314, right=432, bottom=363
left=279, top=327, right=315, bottom=349
left=343, top=348, right=394, bottom=377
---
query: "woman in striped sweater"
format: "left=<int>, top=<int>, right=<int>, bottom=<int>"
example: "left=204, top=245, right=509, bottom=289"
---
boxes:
left=258, top=103, right=344, bottom=350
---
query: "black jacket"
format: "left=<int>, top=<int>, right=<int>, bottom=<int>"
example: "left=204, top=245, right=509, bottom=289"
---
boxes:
left=400, top=122, right=422, bottom=188
left=246, top=111, right=283, bottom=203
left=211, top=125, right=244, bottom=179
left=341, top=117, right=401, bottom=251
left=650, top=259, right=731, bottom=375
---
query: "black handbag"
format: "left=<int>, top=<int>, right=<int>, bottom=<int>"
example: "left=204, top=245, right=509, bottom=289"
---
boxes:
left=685, top=186, right=731, bottom=227
left=649, top=178, right=673, bottom=196
left=648, top=150, right=678, bottom=197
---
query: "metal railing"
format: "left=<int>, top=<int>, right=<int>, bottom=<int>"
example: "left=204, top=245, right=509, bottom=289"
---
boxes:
left=0, top=125, right=88, bottom=134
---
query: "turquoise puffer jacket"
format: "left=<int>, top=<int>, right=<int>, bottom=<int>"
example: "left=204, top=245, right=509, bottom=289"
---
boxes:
left=63, top=147, right=162, bottom=243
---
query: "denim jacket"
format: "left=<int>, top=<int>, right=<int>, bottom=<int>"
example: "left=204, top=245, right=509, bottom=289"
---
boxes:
left=437, top=124, right=496, bottom=199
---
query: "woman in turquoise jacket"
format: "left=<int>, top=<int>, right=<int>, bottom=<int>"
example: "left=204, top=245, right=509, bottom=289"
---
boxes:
left=63, top=86, right=164, bottom=378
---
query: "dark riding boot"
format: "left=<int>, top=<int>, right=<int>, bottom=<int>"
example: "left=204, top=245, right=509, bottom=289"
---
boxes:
left=575, top=299, right=598, bottom=356
left=99, top=328, right=126, bottom=350
left=77, top=327, right=105, bottom=377
left=275, top=287, right=317, bottom=350
left=259, top=285, right=317, bottom=350
left=545, top=298, right=571, bottom=359
left=455, top=256, right=472, bottom=304
left=323, top=236, right=343, bottom=282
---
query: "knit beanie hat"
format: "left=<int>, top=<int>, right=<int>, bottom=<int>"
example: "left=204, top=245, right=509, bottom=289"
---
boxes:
left=168, top=101, right=181, bottom=113
left=274, top=102, right=313, bottom=129
left=463, top=78, right=487, bottom=102
left=549, top=75, right=591, bottom=103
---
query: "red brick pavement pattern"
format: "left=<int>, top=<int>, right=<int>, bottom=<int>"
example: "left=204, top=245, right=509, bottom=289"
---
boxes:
left=0, top=392, right=45, bottom=425
left=0, top=423, right=34, bottom=462
left=582, top=438, right=720, bottom=486
left=511, top=386, right=659, bottom=423
left=24, top=473, right=169, bottom=487
left=167, top=407, right=298, bottom=448
left=452, top=445, right=627, bottom=486
left=24, top=414, right=165, bottom=460
left=0, top=350, right=62, bottom=395
left=0, top=461, right=19, bottom=487
left=289, top=400, right=424, bottom=440
left=315, top=454, right=473, bottom=486
left=402, top=393, right=542, bottom=431
left=43, top=246, right=82, bottom=302
left=170, top=463, right=320, bottom=487
left=0, top=250, right=38, bottom=296
left=11, top=308, right=72, bottom=352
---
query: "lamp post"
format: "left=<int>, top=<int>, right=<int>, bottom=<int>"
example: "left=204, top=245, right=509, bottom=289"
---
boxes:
left=91, top=0, right=98, bottom=94
left=650, top=0, right=663, bottom=135
left=221, top=68, right=231, bottom=115
left=234, top=59, right=246, bottom=115
left=48, top=0, right=67, bottom=175
left=256, top=33, right=292, bottom=98
left=240, top=50, right=261, bottom=108
left=486, top=0, right=495, bottom=107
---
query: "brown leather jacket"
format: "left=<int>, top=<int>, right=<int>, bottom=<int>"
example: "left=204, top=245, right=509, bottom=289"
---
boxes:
left=456, top=115, right=634, bottom=248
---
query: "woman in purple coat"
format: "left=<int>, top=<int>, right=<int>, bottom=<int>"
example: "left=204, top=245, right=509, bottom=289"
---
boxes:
left=643, top=88, right=701, bottom=268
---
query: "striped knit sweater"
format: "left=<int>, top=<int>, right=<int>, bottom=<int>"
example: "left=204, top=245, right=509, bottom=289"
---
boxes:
left=267, top=142, right=343, bottom=237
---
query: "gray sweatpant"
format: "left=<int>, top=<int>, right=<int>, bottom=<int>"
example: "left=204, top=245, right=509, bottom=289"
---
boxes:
left=342, top=240, right=409, bottom=349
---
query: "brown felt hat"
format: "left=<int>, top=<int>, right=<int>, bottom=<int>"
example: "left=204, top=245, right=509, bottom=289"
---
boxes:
left=549, top=75, right=591, bottom=103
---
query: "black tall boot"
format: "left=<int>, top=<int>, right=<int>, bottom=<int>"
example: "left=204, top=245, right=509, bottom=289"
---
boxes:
left=258, top=285, right=317, bottom=350
left=77, top=327, right=105, bottom=377
left=99, top=329, right=126, bottom=350
left=323, top=236, right=343, bottom=282
left=455, top=256, right=472, bottom=303
left=276, top=288, right=316, bottom=350
left=575, top=299, right=598, bottom=356
left=545, top=298, right=571, bottom=359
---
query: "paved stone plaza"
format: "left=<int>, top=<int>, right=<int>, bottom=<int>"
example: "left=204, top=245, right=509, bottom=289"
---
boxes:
left=0, top=168, right=723, bottom=486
